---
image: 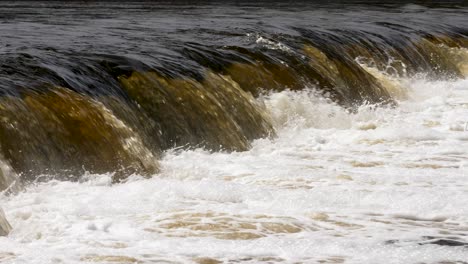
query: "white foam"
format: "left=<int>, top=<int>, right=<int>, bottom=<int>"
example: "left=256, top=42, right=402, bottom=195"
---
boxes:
left=1, top=75, right=467, bottom=263
left=247, top=33, right=292, bottom=53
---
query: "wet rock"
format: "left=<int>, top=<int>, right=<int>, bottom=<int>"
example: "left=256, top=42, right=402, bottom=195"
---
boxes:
left=0, top=157, right=22, bottom=193
left=0, top=207, right=11, bottom=236
left=385, top=236, right=468, bottom=248
left=419, top=236, right=468, bottom=247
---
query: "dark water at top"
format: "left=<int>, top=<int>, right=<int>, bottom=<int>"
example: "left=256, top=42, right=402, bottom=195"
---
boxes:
left=0, top=1, right=466, bottom=190
left=0, top=1, right=466, bottom=79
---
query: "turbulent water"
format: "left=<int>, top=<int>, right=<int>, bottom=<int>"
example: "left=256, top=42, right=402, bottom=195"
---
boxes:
left=0, top=1, right=467, bottom=263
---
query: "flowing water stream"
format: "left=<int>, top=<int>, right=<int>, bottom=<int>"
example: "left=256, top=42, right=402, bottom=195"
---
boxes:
left=0, top=1, right=467, bottom=263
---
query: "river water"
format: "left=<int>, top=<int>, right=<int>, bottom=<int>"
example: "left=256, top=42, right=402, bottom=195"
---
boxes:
left=0, top=2, right=467, bottom=263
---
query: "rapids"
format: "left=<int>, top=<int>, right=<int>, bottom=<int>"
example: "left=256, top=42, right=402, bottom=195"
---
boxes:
left=0, top=1, right=467, bottom=263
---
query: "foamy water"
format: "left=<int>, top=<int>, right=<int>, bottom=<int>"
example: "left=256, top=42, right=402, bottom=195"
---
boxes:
left=1, top=76, right=467, bottom=263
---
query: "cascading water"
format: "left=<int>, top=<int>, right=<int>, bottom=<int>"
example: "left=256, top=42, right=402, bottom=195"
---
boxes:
left=0, top=1, right=467, bottom=263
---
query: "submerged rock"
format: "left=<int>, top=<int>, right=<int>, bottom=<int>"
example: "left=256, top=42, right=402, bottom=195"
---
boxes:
left=0, top=207, right=11, bottom=236
left=0, top=157, right=21, bottom=193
